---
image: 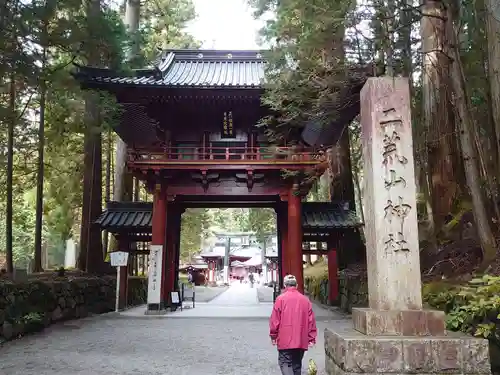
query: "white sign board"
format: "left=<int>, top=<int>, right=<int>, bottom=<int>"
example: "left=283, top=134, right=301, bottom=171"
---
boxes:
left=171, top=291, right=180, bottom=304
left=110, top=251, right=129, bottom=267
left=147, top=245, right=163, bottom=304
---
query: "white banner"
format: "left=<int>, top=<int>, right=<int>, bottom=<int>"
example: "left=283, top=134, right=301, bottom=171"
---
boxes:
left=147, top=245, right=163, bottom=304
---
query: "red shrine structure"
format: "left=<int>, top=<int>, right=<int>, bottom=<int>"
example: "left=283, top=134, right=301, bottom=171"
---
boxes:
left=74, top=49, right=362, bottom=313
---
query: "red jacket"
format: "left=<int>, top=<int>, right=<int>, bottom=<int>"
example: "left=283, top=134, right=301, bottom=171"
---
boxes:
left=269, top=287, right=317, bottom=350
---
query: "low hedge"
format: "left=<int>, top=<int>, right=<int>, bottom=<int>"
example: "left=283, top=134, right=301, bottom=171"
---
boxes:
left=0, top=275, right=147, bottom=342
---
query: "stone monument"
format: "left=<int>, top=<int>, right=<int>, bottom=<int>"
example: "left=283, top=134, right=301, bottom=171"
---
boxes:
left=324, top=77, right=491, bottom=375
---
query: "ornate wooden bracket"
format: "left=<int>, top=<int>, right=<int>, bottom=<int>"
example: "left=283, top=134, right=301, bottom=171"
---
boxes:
left=247, top=170, right=254, bottom=191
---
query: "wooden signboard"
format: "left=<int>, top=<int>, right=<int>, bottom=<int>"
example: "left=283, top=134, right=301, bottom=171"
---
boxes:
left=222, top=111, right=235, bottom=138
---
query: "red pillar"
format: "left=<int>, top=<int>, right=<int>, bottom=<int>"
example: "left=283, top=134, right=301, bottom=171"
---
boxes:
left=280, top=209, right=289, bottom=279
left=163, top=206, right=181, bottom=304
left=148, top=184, right=167, bottom=312
left=288, top=187, right=304, bottom=293
left=328, top=247, right=339, bottom=304
left=163, top=214, right=175, bottom=305
left=168, top=210, right=180, bottom=294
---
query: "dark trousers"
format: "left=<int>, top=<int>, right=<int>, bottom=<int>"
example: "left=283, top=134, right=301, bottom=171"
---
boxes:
left=278, top=349, right=305, bottom=375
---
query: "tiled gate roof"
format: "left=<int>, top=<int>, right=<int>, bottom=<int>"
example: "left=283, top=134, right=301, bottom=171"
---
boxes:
left=73, top=50, right=266, bottom=89
left=96, top=201, right=361, bottom=235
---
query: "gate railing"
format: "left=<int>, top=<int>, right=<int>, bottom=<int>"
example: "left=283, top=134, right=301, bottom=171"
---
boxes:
left=128, top=146, right=326, bottom=163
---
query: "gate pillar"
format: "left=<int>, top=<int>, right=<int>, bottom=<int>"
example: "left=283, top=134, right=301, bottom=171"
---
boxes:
left=287, top=187, right=304, bottom=293
left=146, top=184, right=168, bottom=314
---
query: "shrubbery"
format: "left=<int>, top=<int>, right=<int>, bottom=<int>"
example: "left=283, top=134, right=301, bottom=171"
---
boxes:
left=425, top=275, right=500, bottom=342
left=424, top=275, right=500, bottom=370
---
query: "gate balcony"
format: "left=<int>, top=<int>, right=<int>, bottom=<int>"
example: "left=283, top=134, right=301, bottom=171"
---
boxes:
left=128, top=146, right=326, bottom=171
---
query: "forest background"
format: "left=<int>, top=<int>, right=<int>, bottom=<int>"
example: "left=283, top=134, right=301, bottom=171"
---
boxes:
left=0, top=0, right=499, bottom=276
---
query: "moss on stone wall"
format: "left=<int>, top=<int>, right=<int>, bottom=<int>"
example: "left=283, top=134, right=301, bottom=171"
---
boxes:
left=305, top=272, right=369, bottom=312
left=0, top=275, right=147, bottom=341
left=338, top=274, right=368, bottom=312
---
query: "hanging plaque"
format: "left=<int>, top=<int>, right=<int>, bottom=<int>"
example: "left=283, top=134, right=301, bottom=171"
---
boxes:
left=222, top=111, right=235, bottom=138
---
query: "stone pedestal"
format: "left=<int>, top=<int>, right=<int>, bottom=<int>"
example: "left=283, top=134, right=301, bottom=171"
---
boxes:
left=325, top=322, right=491, bottom=375
left=352, top=308, right=446, bottom=336
left=324, top=77, right=490, bottom=375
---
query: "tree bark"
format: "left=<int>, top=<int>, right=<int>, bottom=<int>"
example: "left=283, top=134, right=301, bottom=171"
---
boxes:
left=330, top=127, right=356, bottom=207
left=78, top=93, right=103, bottom=273
left=421, top=0, right=462, bottom=233
left=78, top=0, right=104, bottom=273
left=486, top=0, right=500, bottom=180
left=103, top=130, right=112, bottom=257
left=447, top=5, right=497, bottom=270
left=111, top=0, right=140, bottom=251
left=6, top=73, right=15, bottom=274
left=34, top=41, right=47, bottom=273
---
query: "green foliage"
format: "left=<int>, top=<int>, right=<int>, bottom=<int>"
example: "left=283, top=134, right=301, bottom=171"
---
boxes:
left=425, top=276, right=500, bottom=346
left=0, top=0, right=197, bottom=270
left=180, top=208, right=210, bottom=260
left=250, top=0, right=365, bottom=141
left=139, top=0, right=200, bottom=62
left=244, top=208, right=276, bottom=244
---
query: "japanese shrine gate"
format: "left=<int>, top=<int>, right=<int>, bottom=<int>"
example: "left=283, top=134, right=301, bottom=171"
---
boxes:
left=74, top=49, right=362, bottom=313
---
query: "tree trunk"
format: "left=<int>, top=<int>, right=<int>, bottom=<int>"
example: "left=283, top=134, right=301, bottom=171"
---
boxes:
left=6, top=73, right=15, bottom=274
left=34, top=46, right=47, bottom=273
left=103, top=129, right=112, bottom=257
left=486, top=0, right=500, bottom=181
left=79, top=94, right=103, bottom=273
left=78, top=0, right=103, bottom=273
left=447, top=6, right=497, bottom=270
left=352, top=167, right=364, bottom=222
left=111, top=0, right=140, bottom=250
left=330, top=127, right=356, bottom=207
left=383, top=0, right=395, bottom=75
left=421, top=0, right=462, bottom=234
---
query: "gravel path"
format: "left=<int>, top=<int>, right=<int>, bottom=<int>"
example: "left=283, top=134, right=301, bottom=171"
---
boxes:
left=0, top=285, right=347, bottom=375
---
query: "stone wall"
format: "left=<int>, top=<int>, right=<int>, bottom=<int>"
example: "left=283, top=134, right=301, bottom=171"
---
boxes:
left=338, top=273, right=368, bottom=313
left=0, top=275, right=147, bottom=341
left=305, top=273, right=368, bottom=312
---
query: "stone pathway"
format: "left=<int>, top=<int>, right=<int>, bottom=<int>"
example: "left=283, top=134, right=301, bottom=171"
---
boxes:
left=0, top=284, right=347, bottom=375
left=209, top=281, right=259, bottom=305
left=191, top=285, right=228, bottom=302
left=257, top=286, right=274, bottom=303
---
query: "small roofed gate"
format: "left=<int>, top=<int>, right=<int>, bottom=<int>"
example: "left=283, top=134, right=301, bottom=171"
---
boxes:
left=73, top=49, right=360, bottom=313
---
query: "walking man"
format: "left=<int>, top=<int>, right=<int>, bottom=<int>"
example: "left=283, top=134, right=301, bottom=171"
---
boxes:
left=269, top=274, right=317, bottom=375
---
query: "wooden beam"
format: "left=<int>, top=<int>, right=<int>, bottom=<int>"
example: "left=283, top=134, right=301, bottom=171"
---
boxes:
left=165, top=184, right=285, bottom=196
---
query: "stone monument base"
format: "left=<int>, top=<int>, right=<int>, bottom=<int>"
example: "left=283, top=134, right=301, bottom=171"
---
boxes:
left=352, top=307, right=446, bottom=336
left=325, top=322, right=491, bottom=375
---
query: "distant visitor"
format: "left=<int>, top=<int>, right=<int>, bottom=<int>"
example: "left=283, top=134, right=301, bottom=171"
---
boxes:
left=269, top=274, right=317, bottom=375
